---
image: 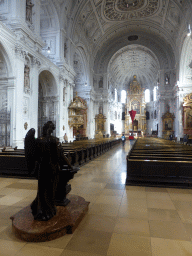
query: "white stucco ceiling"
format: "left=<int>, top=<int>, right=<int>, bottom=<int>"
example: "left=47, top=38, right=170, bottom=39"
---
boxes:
left=108, top=45, right=160, bottom=89
left=67, top=0, right=191, bottom=89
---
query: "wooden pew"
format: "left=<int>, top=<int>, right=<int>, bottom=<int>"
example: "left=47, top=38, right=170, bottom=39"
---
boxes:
left=126, top=138, right=192, bottom=188
left=0, top=137, right=121, bottom=177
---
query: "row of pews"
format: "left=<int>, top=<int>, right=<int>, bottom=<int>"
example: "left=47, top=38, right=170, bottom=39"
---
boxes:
left=0, top=138, right=121, bottom=178
left=126, top=137, right=192, bottom=188
left=62, top=138, right=120, bottom=166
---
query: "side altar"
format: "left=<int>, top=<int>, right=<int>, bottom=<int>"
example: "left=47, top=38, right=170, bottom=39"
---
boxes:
left=125, top=75, right=146, bottom=136
left=95, top=113, right=107, bottom=138
left=183, top=93, right=192, bottom=136
left=162, top=109, right=175, bottom=139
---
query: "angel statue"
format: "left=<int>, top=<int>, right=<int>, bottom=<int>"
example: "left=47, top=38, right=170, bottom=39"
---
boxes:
left=25, top=121, right=78, bottom=221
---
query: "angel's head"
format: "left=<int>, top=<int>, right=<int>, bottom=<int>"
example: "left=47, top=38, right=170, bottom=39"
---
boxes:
left=42, top=121, right=55, bottom=136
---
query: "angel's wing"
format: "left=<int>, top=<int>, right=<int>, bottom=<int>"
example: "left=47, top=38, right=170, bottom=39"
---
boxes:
left=24, top=128, right=37, bottom=175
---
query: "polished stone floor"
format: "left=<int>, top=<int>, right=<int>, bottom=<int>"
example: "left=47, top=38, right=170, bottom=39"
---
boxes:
left=1, top=141, right=192, bottom=255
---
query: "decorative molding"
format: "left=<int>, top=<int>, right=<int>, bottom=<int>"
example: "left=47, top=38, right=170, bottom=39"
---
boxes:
left=15, top=44, right=27, bottom=59
left=24, top=122, right=28, bottom=130
left=102, top=0, right=159, bottom=21
left=183, top=93, right=192, bottom=107
left=31, top=56, right=41, bottom=67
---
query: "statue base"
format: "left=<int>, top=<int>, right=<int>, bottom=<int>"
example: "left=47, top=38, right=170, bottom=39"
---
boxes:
left=10, top=195, right=90, bottom=242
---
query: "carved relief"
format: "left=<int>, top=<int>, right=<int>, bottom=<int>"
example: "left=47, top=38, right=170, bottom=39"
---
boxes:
left=15, top=44, right=27, bottom=59
left=84, top=13, right=98, bottom=38
left=26, top=0, right=34, bottom=24
left=79, top=1, right=92, bottom=23
left=103, top=0, right=159, bottom=21
left=183, top=93, right=192, bottom=107
left=24, top=64, right=30, bottom=93
left=24, top=122, right=28, bottom=130
left=23, top=97, right=29, bottom=117
left=167, top=1, right=180, bottom=26
left=42, top=38, right=56, bottom=55
left=116, top=0, right=145, bottom=11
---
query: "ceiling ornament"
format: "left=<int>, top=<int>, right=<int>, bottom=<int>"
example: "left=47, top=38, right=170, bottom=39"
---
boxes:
left=117, top=0, right=144, bottom=11
left=103, top=0, right=159, bottom=21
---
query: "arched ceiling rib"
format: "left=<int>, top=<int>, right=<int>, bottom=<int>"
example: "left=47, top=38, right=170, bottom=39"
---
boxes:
left=108, top=45, right=160, bottom=90
left=94, top=29, right=175, bottom=74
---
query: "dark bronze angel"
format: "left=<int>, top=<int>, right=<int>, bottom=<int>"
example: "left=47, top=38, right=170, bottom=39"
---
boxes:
left=24, top=121, right=78, bottom=221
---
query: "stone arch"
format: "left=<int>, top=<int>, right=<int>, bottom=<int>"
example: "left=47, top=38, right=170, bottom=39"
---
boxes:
left=73, top=48, right=87, bottom=92
left=0, top=42, right=13, bottom=146
left=0, top=41, right=13, bottom=79
left=93, top=29, right=175, bottom=75
left=40, top=0, right=60, bottom=58
left=107, top=44, right=160, bottom=90
left=179, top=36, right=192, bottom=85
left=38, top=70, right=58, bottom=136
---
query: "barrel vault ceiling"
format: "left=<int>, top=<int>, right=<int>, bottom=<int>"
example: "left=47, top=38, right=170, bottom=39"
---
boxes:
left=67, top=0, right=191, bottom=89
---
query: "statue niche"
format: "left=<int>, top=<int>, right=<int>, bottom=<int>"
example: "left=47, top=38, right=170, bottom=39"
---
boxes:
left=24, top=121, right=78, bottom=221
left=26, top=0, right=34, bottom=24
left=24, top=64, right=30, bottom=94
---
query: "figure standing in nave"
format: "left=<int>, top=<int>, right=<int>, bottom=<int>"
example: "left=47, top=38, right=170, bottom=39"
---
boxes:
left=64, top=133, right=68, bottom=143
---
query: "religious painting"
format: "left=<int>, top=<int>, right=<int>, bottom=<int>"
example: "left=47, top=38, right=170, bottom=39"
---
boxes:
left=131, top=100, right=140, bottom=114
left=162, top=111, right=175, bottom=135
left=165, top=120, right=172, bottom=130
left=186, top=109, right=192, bottom=128
left=183, top=93, right=192, bottom=135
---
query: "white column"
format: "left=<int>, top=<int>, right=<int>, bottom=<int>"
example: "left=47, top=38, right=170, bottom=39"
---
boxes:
left=13, top=52, right=25, bottom=148
left=7, top=78, right=15, bottom=147
left=53, top=97, right=60, bottom=138
left=30, top=58, right=40, bottom=137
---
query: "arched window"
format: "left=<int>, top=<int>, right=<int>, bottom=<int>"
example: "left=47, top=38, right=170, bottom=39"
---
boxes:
left=121, top=90, right=126, bottom=103
left=145, top=89, right=150, bottom=103
left=153, top=86, right=157, bottom=101
left=115, top=88, right=117, bottom=102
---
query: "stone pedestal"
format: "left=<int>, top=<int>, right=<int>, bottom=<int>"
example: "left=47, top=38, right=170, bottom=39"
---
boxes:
left=10, top=195, right=89, bottom=242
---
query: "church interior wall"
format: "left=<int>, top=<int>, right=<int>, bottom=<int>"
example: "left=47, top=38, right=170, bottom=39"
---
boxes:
left=0, top=0, right=192, bottom=147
